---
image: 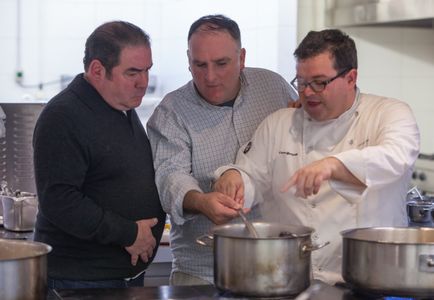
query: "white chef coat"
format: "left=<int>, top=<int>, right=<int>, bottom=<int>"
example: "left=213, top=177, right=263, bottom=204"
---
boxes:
left=215, top=90, right=420, bottom=284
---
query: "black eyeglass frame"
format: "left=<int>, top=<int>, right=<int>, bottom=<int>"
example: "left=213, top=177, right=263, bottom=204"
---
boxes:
left=290, top=68, right=352, bottom=93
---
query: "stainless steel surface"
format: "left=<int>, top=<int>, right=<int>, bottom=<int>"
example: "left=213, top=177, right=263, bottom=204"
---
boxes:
left=0, top=226, right=34, bottom=240
left=0, top=239, right=51, bottom=300
left=326, top=0, right=434, bottom=28
left=341, top=227, right=434, bottom=297
left=212, top=222, right=316, bottom=297
left=1, top=194, right=38, bottom=231
left=49, top=280, right=374, bottom=300
left=0, top=103, right=45, bottom=195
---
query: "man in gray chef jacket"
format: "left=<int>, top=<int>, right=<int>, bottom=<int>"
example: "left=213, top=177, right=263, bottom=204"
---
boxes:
left=147, top=14, right=296, bottom=285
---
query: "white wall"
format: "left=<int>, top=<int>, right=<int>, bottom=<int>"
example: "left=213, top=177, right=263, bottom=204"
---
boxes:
left=0, top=0, right=298, bottom=102
left=348, top=26, right=434, bottom=153
left=296, top=0, right=434, bottom=153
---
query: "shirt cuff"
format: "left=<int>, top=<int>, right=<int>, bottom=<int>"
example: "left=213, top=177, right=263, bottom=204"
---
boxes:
left=167, top=173, right=203, bottom=225
left=329, top=179, right=366, bottom=204
left=214, top=165, right=255, bottom=208
left=332, top=150, right=366, bottom=184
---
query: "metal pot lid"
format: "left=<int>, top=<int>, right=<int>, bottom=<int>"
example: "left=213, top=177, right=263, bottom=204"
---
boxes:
left=341, top=226, right=434, bottom=245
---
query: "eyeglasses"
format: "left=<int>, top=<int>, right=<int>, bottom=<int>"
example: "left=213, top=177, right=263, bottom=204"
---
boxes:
left=290, top=68, right=351, bottom=93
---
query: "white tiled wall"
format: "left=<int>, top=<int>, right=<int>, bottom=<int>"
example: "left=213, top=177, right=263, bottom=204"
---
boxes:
left=0, top=0, right=298, bottom=103
left=341, top=27, right=434, bottom=153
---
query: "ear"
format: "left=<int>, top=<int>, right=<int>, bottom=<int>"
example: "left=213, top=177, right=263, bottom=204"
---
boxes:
left=187, top=49, right=192, bottom=63
left=87, top=59, right=106, bottom=81
left=186, top=49, right=193, bottom=72
left=347, top=68, right=358, bottom=88
left=239, top=48, right=246, bottom=70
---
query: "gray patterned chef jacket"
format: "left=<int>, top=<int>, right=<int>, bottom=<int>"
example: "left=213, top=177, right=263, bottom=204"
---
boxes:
left=147, top=67, right=293, bottom=283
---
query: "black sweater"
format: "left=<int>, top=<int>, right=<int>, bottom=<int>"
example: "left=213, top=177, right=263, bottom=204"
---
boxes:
left=33, top=74, right=165, bottom=280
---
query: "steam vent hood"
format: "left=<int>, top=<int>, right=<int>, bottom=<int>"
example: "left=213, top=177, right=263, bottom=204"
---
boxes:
left=326, top=0, right=434, bottom=28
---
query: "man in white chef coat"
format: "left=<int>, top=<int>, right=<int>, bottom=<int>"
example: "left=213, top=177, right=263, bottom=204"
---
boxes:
left=213, top=29, right=420, bottom=284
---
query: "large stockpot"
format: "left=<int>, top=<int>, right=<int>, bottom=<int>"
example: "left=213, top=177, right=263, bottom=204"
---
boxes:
left=197, top=222, right=328, bottom=297
left=0, top=239, right=52, bottom=300
left=341, top=227, right=434, bottom=297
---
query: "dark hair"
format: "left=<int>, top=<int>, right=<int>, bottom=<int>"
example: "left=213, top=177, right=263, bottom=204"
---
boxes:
left=83, top=21, right=151, bottom=76
left=188, top=14, right=241, bottom=47
left=294, top=29, right=357, bottom=72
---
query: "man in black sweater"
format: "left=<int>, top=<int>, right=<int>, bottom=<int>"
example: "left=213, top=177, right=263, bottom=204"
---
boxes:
left=33, top=21, right=165, bottom=289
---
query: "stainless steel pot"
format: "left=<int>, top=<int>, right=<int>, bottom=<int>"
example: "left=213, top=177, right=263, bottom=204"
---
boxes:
left=407, top=196, right=434, bottom=223
left=197, top=222, right=328, bottom=297
left=341, top=227, right=434, bottom=297
left=0, top=239, right=52, bottom=300
left=1, top=194, right=38, bottom=231
left=407, top=199, right=433, bottom=223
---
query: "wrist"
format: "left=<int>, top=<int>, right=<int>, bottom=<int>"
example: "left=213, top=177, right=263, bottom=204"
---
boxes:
left=183, top=190, right=204, bottom=214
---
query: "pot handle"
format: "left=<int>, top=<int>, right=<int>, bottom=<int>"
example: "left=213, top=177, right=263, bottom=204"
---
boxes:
left=419, top=254, right=434, bottom=272
left=196, top=234, right=213, bottom=247
left=301, top=241, right=330, bottom=254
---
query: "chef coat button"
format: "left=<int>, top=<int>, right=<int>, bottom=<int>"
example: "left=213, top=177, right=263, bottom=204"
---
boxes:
left=311, top=204, right=316, bottom=208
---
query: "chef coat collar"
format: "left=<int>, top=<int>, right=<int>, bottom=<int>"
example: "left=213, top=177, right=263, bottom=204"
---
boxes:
left=290, top=88, right=361, bottom=144
left=303, top=87, right=361, bottom=126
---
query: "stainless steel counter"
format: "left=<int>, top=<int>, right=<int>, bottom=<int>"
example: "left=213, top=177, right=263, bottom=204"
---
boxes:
left=0, top=226, right=34, bottom=240
left=48, top=281, right=372, bottom=300
left=47, top=280, right=405, bottom=300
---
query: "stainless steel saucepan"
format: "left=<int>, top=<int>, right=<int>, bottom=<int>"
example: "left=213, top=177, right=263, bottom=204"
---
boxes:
left=341, top=227, right=434, bottom=297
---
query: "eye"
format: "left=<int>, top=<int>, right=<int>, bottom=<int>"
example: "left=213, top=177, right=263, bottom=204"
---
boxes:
left=195, top=63, right=206, bottom=68
left=311, top=80, right=326, bottom=89
left=125, top=71, right=139, bottom=77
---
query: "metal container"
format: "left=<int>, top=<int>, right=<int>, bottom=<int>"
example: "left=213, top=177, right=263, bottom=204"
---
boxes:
left=0, top=239, right=51, bottom=300
left=1, top=195, right=38, bottom=231
left=406, top=192, right=434, bottom=223
left=0, top=102, right=45, bottom=195
left=341, top=227, right=434, bottom=297
left=407, top=199, right=433, bottom=223
left=197, top=222, right=328, bottom=297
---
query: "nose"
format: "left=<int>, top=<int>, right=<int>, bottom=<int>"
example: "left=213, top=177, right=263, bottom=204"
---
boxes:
left=301, top=84, right=316, bottom=97
left=136, top=71, right=149, bottom=88
left=205, top=66, right=217, bottom=82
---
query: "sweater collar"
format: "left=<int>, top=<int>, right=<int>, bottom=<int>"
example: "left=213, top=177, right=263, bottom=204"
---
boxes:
left=68, top=73, right=126, bottom=116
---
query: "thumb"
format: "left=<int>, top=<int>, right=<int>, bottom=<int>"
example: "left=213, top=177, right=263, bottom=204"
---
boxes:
left=234, top=184, right=244, bottom=204
left=144, top=218, right=158, bottom=227
left=220, top=193, right=242, bottom=210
